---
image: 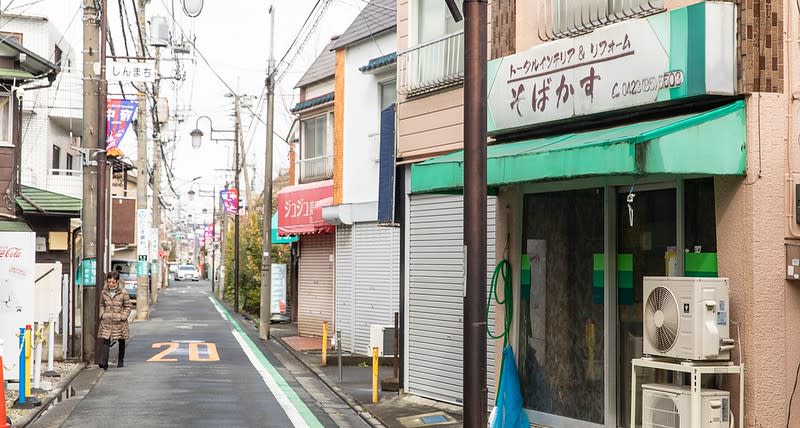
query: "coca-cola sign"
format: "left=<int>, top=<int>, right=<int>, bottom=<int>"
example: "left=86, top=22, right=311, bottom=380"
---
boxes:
left=0, top=247, right=22, bottom=258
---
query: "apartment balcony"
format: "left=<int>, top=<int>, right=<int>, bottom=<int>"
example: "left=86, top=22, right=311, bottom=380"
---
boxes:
left=45, top=168, right=83, bottom=199
left=398, top=31, right=464, bottom=97
left=297, top=154, right=334, bottom=183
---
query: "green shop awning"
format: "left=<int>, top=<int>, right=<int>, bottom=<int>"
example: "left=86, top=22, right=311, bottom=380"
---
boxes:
left=411, top=101, right=746, bottom=193
left=16, top=185, right=81, bottom=215
left=271, top=212, right=298, bottom=245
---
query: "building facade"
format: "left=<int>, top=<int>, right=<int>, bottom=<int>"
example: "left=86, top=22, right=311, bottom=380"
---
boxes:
left=322, top=0, right=402, bottom=356
left=404, top=0, right=797, bottom=427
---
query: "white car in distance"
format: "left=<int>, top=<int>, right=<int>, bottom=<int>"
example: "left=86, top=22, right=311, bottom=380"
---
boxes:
left=176, top=265, right=200, bottom=281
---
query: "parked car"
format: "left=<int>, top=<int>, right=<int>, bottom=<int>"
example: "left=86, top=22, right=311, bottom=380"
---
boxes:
left=176, top=265, right=200, bottom=281
left=110, top=259, right=148, bottom=300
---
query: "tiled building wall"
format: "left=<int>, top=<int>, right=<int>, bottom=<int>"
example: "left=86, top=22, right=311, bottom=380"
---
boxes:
left=490, top=0, right=515, bottom=59
left=738, top=0, right=784, bottom=93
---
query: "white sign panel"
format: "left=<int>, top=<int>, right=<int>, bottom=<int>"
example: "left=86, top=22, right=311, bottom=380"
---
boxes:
left=150, top=227, right=159, bottom=260
left=0, top=232, right=35, bottom=381
left=137, top=209, right=150, bottom=258
left=487, top=2, right=736, bottom=134
left=34, top=262, right=62, bottom=322
left=107, top=60, right=156, bottom=83
left=271, top=264, right=287, bottom=318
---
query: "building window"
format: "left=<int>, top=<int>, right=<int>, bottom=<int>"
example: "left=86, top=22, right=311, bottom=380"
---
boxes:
left=380, top=80, right=396, bottom=111
left=66, top=153, right=74, bottom=176
left=54, top=45, right=63, bottom=66
left=398, top=0, right=464, bottom=95
left=298, top=113, right=333, bottom=182
left=0, top=95, right=12, bottom=146
left=52, top=145, right=61, bottom=174
left=541, top=0, right=663, bottom=39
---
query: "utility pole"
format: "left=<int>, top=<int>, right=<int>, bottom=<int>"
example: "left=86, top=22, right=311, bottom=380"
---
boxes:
left=94, top=0, right=110, bottom=365
left=233, top=96, right=242, bottom=313
left=260, top=5, right=275, bottom=340
left=81, top=0, right=100, bottom=362
left=151, top=46, right=162, bottom=305
left=462, top=0, right=488, bottom=423
left=211, top=184, right=217, bottom=294
left=134, top=0, right=150, bottom=319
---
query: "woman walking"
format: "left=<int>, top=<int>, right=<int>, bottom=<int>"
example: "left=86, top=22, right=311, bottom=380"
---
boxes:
left=98, top=271, right=132, bottom=369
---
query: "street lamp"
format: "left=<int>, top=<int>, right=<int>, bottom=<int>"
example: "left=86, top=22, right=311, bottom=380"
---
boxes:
left=187, top=189, right=196, bottom=201
left=182, top=0, right=204, bottom=18
left=190, top=114, right=241, bottom=312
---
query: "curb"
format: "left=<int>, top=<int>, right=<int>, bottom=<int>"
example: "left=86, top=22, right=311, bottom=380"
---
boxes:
left=272, top=334, right=387, bottom=428
left=18, top=361, right=87, bottom=428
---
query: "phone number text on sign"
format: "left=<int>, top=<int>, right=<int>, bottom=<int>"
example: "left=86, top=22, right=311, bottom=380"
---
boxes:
left=612, top=70, right=685, bottom=99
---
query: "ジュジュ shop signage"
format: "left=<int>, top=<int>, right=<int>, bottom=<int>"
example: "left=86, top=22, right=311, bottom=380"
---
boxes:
left=487, top=2, right=737, bottom=135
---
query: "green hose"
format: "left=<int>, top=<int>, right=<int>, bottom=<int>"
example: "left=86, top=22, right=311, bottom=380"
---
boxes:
left=487, top=259, right=513, bottom=405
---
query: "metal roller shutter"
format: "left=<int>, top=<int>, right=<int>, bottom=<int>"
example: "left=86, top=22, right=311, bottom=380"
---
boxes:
left=298, top=233, right=335, bottom=337
left=353, top=223, right=400, bottom=355
left=335, top=225, right=355, bottom=352
left=407, top=194, right=497, bottom=405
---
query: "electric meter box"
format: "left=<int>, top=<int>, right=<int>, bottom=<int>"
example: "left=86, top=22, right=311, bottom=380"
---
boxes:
left=785, top=242, right=800, bottom=280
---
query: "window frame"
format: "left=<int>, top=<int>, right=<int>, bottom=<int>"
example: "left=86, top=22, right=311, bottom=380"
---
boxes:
left=52, top=144, right=62, bottom=172
left=0, top=94, right=13, bottom=147
left=300, top=112, right=331, bottom=161
left=515, top=176, right=712, bottom=428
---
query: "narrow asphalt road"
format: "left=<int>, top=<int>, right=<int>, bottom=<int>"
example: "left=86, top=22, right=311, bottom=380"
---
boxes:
left=51, top=279, right=369, bottom=428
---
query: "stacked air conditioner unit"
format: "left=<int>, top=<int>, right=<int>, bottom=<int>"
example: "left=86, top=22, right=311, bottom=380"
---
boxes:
left=641, top=277, right=735, bottom=428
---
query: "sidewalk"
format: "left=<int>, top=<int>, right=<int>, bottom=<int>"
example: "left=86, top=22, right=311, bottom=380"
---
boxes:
left=271, top=323, right=463, bottom=427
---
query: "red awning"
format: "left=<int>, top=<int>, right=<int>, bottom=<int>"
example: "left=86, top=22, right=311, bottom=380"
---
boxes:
left=277, top=180, right=334, bottom=235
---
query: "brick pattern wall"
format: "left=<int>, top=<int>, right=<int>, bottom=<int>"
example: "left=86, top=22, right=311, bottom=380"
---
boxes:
left=738, top=0, right=784, bottom=93
left=490, top=0, right=515, bottom=59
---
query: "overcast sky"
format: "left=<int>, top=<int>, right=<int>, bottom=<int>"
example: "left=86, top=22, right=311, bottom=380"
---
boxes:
left=16, top=0, right=364, bottom=219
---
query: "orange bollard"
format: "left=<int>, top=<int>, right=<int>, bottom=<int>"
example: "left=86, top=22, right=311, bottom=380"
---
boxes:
left=372, top=347, right=379, bottom=403
left=321, top=321, right=328, bottom=367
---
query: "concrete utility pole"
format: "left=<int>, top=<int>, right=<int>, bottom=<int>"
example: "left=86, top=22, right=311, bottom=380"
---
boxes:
left=151, top=46, right=162, bottom=305
left=134, top=0, right=150, bottom=319
left=259, top=5, right=276, bottom=340
left=81, top=0, right=100, bottom=362
left=462, top=0, right=488, bottom=423
left=94, top=0, right=110, bottom=365
left=233, top=96, right=242, bottom=313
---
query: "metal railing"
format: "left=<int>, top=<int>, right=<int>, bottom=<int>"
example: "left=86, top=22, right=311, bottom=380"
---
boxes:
left=398, top=31, right=464, bottom=97
left=538, top=0, right=664, bottom=40
left=45, top=168, right=83, bottom=198
left=297, top=154, right=334, bottom=182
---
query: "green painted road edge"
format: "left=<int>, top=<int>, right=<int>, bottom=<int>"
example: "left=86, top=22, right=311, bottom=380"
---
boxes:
left=209, top=296, right=323, bottom=427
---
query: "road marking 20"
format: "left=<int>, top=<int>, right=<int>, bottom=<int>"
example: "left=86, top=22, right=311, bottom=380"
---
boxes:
left=147, top=342, right=220, bottom=362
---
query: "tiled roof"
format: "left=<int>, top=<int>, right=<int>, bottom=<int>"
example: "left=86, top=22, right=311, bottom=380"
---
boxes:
left=359, top=52, right=396, bottom=72
left=295, top=40, right=337, bottom=89
left=16, top=185, right=81, bottom=215
left=290, top=92, right=335, bottom=114
left=331, top=0, right=396, bottom=50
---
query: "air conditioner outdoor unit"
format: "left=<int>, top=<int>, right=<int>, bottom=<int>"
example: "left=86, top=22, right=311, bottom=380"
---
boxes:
left=642, top=383, right=731, bottom=428
left=368, top=324, right=395, bottom=357
left=643, top=277, right=734, bottom=361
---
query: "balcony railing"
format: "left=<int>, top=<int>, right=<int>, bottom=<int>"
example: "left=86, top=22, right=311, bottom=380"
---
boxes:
left=538, top=0, right=664, bottom=40
left=297, top=154, right=333, bottom=183
left=398, top=31, right=464, bottom=97
left=46, top=168, right=83, bottom=198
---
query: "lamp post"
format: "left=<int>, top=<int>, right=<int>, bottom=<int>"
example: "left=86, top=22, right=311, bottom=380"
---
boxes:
left=190, top=113, right=241, bottom=312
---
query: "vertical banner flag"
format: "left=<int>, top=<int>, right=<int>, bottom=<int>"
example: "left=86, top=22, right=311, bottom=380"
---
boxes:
left=220, top=188, right=239, bottom=214
left=204, top=224, right=214, bottom=241
left=106, top=99, right=139, bottom=150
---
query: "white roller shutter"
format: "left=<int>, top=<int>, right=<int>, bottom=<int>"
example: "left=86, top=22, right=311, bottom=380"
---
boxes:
left=353, top=223, right=400, bottom=355
left=407, top=194, right=497, bottom=405
left=335, top=225, right=355, bottom=352
left=298, top=233, right=335, bottom=337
